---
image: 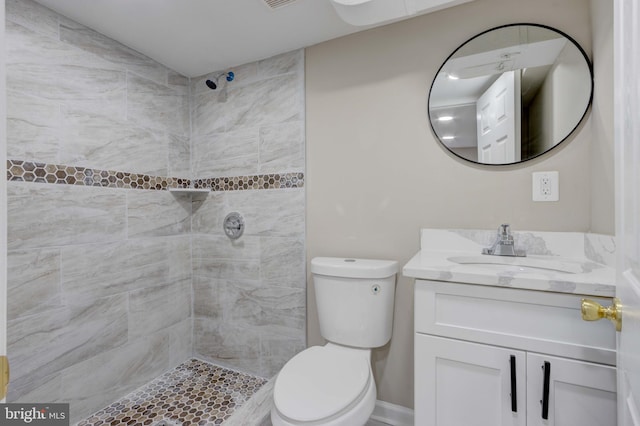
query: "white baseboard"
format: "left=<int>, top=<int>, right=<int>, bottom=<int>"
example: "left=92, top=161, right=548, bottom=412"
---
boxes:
left=370, top=400, right=414, bottom=425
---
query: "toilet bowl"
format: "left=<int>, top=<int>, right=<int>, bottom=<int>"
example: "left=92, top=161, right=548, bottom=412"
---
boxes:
left=271, top=257, right=398, bottom=426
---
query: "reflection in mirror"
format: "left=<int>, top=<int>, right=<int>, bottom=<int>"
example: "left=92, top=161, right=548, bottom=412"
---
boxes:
left=429, top=24, right=593, bottom=165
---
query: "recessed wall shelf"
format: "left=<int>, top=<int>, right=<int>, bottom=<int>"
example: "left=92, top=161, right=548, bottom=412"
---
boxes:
left=168, top=188, right=210, bottom=195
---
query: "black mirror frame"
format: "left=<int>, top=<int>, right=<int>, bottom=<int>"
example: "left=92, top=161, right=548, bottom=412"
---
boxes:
left=427, top=22, right=594, bottom=166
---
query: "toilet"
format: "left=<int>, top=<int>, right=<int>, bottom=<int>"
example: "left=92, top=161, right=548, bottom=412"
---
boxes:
left=271, top=257, right=399, bottom=426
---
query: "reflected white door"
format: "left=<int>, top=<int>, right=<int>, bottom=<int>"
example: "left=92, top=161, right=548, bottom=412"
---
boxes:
left=615, top=0, right=640, bottom=424
left=476, top=71, right=521, bottom=164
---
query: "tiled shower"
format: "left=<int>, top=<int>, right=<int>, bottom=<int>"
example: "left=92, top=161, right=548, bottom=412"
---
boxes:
left=5, top=0, right=306, bottom=422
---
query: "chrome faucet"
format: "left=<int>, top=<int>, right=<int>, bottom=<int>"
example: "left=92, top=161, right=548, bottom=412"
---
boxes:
left=482, top=224, right=526, bottom=257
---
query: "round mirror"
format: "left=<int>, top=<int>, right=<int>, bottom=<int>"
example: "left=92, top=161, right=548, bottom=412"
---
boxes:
left=428, top=23, right=593, bottom=165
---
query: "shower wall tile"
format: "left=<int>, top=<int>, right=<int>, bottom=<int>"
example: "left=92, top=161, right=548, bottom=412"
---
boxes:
left=191, top=188, right=304, bottom=237
left=194, top=318, right=262, bottom=376
left=168, top=318, right=193, bottom=368
left=61, top=332, right=171, bottom=423
left=127, top=190, right=192, bottom=238
left=6, top=0, right=196, bottom=416
left=168, top=133, right=191, bottom=177
left=191, top=50, right=306, bottom=375
left=8, top=374, right=63, bottom=407
left=7, top=182, right=127, bottom=250
left=225, top=73, right=302, bottom=131
left=127, top=72, right=190, bottom=137
left=259, top=121, right=305, bottom=173
left=6, top=0, right=59, bottom=39
left=59, top=106, right=169, bottom=175
left=59, top=18, right=169, bottom=86
left=8, top=294, right=129, bottom=397
left=192, top=128, right=259, bottom=177
left=191, top=90, right=228, bottom=137
left=193, top=276, right=224, bottom=321
left=6, top=92, right=60, bottom=162
left=218, top=280, right=305, bottom=338
left=7, top=248, right=62, bottom=320
left=61, top=236, right=191, bottom=303
left=257, top=50, right=304, bottom=79
left=193, top=234, right=261, bottom=260
left=168, top=71, right=189, bottom=88
left=260, top=237, right=305, bottom=289
left=128, top=279, right=191, bottom=339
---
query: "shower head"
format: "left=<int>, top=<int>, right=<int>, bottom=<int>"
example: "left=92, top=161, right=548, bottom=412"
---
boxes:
left=205, top=71, right=235, bottom=90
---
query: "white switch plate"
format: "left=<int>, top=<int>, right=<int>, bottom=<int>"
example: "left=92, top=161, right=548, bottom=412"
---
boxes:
left=532, top=171, right=559, bottom=201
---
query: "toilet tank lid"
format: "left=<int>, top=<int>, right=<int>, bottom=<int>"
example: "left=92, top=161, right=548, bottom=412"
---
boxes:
left=311, top=257, right=398, bottom=279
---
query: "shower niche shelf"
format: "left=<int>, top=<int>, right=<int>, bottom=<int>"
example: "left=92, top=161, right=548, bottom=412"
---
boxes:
left=168, top=188, right=210, bottom=195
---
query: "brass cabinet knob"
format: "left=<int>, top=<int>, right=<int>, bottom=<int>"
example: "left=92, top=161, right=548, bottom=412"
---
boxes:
left=581, top=298, right=622, bottom=331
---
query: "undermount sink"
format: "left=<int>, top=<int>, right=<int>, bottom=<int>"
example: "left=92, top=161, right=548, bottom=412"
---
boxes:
left=447, top=255, right=584, bottom=274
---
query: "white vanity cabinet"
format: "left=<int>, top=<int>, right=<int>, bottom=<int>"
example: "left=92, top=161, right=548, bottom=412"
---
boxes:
left=414, top=280, right=617, bottom=426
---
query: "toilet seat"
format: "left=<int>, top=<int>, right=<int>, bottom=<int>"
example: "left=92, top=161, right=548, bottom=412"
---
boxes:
left=273, top=345, right=371, bottom=423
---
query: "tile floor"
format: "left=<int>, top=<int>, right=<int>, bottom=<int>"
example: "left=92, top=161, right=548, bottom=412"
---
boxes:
left=77, top=359, right=267, bottom=426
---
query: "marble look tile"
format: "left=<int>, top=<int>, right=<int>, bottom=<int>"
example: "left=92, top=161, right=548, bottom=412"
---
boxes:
left=127, top=190, right=191, bottom=238
left=61, top=237, right=189, bottom=302
left=192, top=128, right=259, bottom=177
left=191, top=90, right=229, bottom=136
left=259, top=121, right=305, bottom=173
left=6, top=91, right=60, bottom=162
left=259, top=334, right=306, bottom=378
left=127, top=72, right=189, bottom=137
left=220, top=280, right=305, bottom=338
left=168, top=71, right=189, bottom=88
left=192, top=189, right=304, bottom=237
left=258, top=49, right=303, bottom=79
left=193, top=234, right=261, bottom=260
left=226, top=189, right=305, bottom=237
left=61, top=332, right=171, bottom=423
left=167, top=319, right=193, bottom=368
left=7, top=182, right=126, bottom=250
left=6, top=0, right=59, bottom=40
left=193, top=276, right=223, bottom=321
left=224, top=378, right=275, bottom=426
left=7, top=248, right=62, bottom=320
left=59, top=18, right=168, bottom=86
left=168, top=133, right=191, bottom=178
left=7, top=20, right=127, bottom=119
left=8, top=373, right=62, bottom=404
left=194, top=318, right=262, bottom=376
left=8, top=294, right=128, bottom=394
left=128, top=280, right=191, bottom=339
left=260, top=237, right=305, bottom=289
left=59, top=106, right=169, bottom=175
left=193, top=258, right=260, bottom=281
left=225, top=73, right=303, bottom=131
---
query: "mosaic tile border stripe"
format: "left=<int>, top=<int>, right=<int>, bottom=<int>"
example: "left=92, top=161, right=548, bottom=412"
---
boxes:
left=6, top=160, right=304, bottom=192
left=194, top=172, right=304, bottom=191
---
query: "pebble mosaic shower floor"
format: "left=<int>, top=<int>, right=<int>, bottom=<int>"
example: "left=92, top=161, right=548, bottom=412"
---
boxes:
left=77, top=359, right=268, bottom=426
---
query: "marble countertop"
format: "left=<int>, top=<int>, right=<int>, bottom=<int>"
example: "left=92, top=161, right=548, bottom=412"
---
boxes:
left=403, top=229, right=616, bottom=297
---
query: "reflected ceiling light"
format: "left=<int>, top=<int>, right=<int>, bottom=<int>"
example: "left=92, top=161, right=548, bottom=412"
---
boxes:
left=442, top=136, right=455, bottom=140
left=438, top=116, right=454, bottom=122
left=447, top=74, right=459, bottom=80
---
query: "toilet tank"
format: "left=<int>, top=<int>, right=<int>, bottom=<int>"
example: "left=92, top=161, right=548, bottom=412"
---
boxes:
left=311, top=257, right=398, bottom=348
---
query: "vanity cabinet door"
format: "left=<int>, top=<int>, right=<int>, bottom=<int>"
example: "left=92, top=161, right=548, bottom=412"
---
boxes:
left=526, top=353, right=617, bottom=426
left=415, top=334, right=526, bottom=426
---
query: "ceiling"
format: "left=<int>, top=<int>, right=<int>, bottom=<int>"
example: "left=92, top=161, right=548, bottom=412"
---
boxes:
left=31, top=0, right=374, bottom=78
